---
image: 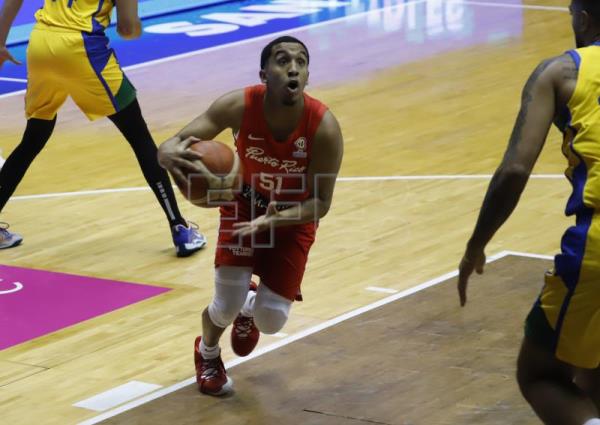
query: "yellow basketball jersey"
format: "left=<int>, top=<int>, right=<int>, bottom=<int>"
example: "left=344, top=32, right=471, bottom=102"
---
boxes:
left=35, top=0, right=114, bottom=33
left=525, top=44, right=600, bottom=369
left=564, top=45, right=600, bottom=214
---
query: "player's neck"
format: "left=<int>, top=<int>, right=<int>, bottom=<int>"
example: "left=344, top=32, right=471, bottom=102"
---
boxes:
left=263, top=95, right=305, bottom=141
left=582, top=31, right=600, bottom=47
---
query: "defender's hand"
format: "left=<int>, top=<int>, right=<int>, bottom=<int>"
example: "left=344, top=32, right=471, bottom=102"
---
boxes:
left=457, top=247, right=486, bottom=307
left=0, top=46, right=21, bottom=69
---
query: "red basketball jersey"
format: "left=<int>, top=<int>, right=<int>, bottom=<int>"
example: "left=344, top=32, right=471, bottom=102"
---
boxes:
left=234, top=84, right=328, bottom=209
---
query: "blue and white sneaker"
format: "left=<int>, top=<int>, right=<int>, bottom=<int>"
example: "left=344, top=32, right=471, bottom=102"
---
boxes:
left=172, top=222, right=207, bottom=257
left=0, top=223, right=22, bottom=249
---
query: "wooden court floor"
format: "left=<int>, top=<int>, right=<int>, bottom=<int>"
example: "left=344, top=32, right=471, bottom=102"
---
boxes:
left=99, top=254, right=549, bottom=425
left=0, top=1, right=579, bottom=424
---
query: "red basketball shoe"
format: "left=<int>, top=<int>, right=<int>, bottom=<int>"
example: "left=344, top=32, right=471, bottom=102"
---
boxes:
left=194, top=336, right=233, bottom=396
left=231, top=281, right=259, bottom=357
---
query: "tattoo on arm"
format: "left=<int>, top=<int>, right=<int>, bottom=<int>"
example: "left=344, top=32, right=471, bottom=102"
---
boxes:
left=559, top=54, right=578, bottom=82
left=506, top=59, right=554, bottom=153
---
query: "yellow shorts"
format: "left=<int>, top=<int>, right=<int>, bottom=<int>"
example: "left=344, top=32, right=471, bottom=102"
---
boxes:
left=25, top=23, right=136, bottom=121
left=525, top=213, right=600, bottom=369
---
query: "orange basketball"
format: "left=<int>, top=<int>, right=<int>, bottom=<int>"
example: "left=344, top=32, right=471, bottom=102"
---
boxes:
left=175, top=140, right=243, bottom=208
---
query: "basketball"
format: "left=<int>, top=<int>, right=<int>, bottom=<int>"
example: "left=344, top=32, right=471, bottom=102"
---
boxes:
left=175, top=140, right=243, bottom=208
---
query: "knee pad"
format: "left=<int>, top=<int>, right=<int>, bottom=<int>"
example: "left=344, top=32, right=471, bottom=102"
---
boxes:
left=207, top=266, right=253, bottom=328
left=253, top=284, right=292, bottom=334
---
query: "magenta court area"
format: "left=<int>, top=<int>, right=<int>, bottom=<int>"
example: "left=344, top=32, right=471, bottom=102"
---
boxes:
left=0, top=265, right=170, bottom=351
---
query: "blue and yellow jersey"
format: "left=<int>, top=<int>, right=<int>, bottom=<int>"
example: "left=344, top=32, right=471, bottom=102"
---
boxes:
left=523, top=44, right=600, bottom=370
left=25, top=0, right=136, bottom=121
left=562, top=45, right=600, bottom=216
left=35, top=0, right=114, bottom=33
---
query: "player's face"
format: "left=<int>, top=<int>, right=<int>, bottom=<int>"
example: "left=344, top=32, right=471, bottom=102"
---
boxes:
left=262, top=43, right=309, bottom=106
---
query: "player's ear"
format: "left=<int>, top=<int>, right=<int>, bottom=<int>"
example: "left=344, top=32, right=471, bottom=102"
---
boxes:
left=306, top=71, right=309, bottom=86
left=259, top=69, right=267, bottom=84
left=581, top=10, right=591, bottom=32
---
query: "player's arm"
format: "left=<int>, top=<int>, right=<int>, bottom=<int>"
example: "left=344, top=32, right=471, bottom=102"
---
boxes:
left=115, top=0, right=142, bottom=40
left=157, top=90, right=244, bottom=183
left=175, top=89, right=245, bottom=141
left=0, top=0, right=23, bottom=68
left=233, top=110, right=344, bottom=236
left=278, top=110, right=344, bottom=223
left=458, top=57, right=561, bottom=306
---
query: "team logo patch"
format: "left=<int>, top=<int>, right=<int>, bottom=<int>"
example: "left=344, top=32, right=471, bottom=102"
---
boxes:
left=293, top=137, right=307, bottom=158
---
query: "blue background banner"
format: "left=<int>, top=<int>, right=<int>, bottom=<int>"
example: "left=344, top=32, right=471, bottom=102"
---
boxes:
left=5, top=0, right=232, bottom=45
left=0, top=0, right=523, bottom=96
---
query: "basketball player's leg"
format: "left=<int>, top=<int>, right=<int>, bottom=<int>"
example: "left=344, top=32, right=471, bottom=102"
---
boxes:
left=0, top=29, right=67, bottom=248
left=195, top=265, right=252, bottom=395
left=2, top=72, right=62, bottom=211
left=251, top=283, right=292, bottom=334
left=202, top=266, right=253, bottom=344
left=0, top=115, right=57, bottom=209
left=576, top=368, right=600, bottom=413
left=69, top=40, right=205, bottom=255
left=107, top=98, right=189, bottom=230
left=208, top=201, right=256, bottom=338
left=0, top=117, right=57, bottom=248
left=230, top=224, right=315, bottom=354
left=517, top=337, right=598, bottom=425
left=520, top=265, right=600, bottom=425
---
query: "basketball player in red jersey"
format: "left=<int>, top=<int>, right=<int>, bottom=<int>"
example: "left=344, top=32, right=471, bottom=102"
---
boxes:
left=158, top=36, right=344, bottom=396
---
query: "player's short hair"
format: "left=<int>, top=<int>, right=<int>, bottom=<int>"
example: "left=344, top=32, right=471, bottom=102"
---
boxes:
left=260, top=36, right=310, bottom=69
left=576, top=0, right=600, bottom=19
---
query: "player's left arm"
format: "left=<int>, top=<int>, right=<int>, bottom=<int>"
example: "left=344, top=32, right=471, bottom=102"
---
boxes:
left=232, top=110, right=344, bottom=236
left=458, top=58, right=558, bottom=306
left=0, top=0, right=24, bottom=68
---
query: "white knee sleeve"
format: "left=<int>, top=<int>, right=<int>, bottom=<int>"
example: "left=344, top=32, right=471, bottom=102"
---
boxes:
left=208, top=266, right=253, bottom=328
left=253, top=284, right=292, bottom=334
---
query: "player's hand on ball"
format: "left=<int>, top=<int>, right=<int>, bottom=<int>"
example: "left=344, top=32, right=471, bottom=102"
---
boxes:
left=232, top=202, right=280, bottom=237
left=158, top=136, right=204, bottom=184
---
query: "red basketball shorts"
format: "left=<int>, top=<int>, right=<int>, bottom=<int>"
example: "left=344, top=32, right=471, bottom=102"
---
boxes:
left=215, top=200, right=317, bottom=301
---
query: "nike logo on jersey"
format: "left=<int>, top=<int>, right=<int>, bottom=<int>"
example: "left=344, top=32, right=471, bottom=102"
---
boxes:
left=248, top=134, right=265, bottom=141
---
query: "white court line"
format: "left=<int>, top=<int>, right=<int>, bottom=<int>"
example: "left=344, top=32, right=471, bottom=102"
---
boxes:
left=366, top=286, right=399, bottom=294
left=12, top=186, right=152, bottom=201
left=0, top=89, right=25, bottom=99
left=10, top=174, right=564, bottom=202
left=73, top=381, right=162, bottom=412
left=78, top=249, right=519, bottom=425
left=0, top=0, right=568, bottom=100
left=0, top=77, right=27, bottom=83
left=337, top=174, right=563, bottom=181
left=502, top=250, right=554, bottom=260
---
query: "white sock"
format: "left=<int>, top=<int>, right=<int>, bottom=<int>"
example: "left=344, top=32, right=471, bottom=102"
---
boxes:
left=199, top=338, right=220, bottom=360
left=583, top=419, right=600, bottom=425
left=240, top=290, right=256, bottom=318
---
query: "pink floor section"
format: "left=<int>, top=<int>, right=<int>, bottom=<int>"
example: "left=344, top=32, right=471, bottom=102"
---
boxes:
left=0, top=265, right=170, bottom=350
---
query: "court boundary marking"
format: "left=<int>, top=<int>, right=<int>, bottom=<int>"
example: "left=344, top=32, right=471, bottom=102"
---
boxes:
left=10, top=174, right=565, bottom=202
left=0, top=0, right=568, bottom=99
left=78, top=249, right=552, bottom=425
